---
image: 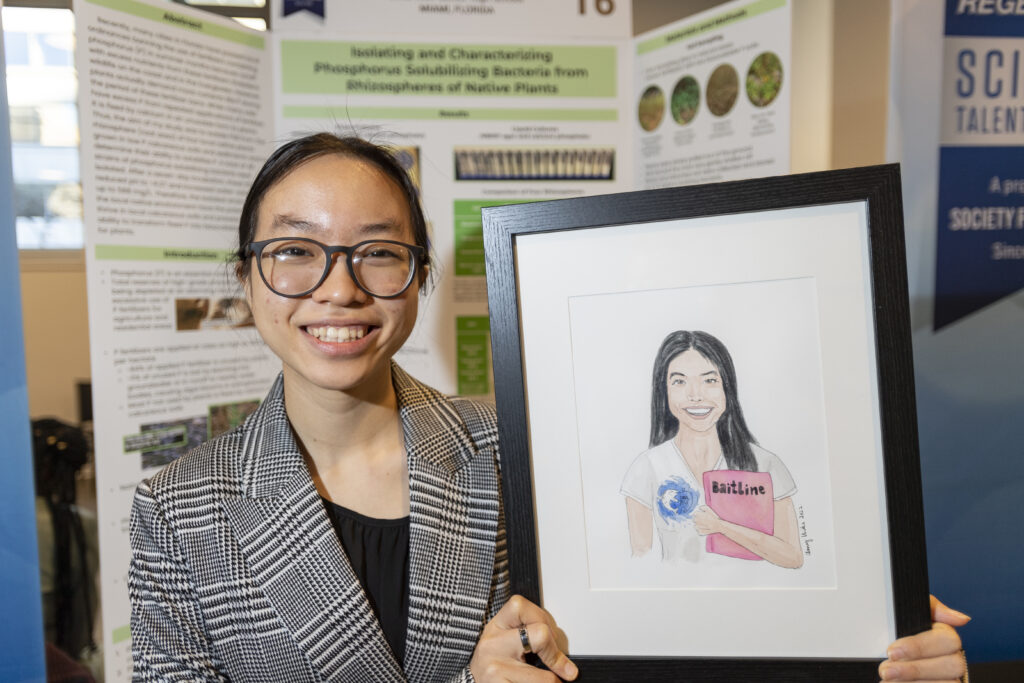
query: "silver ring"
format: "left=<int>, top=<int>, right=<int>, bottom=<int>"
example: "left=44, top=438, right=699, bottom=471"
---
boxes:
left=518, top=625, right=532, bottom=654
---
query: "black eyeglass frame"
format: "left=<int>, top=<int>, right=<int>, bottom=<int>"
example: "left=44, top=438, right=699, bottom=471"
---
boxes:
left=248, top=237, right=426, bottom=299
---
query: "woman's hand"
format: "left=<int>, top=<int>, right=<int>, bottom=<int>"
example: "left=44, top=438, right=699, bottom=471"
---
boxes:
left=470, top=594, right=578, bottom=682
left=878, top=596, right=970, bottom=682
left=692, top=504, right=722, bottom=535
left=693, top=498, right=803, bottom=568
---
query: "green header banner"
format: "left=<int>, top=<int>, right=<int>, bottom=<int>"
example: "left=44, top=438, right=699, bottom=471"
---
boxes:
left=281, top=41, right=616, bottom=97
left=454, top=199, right=534, bottom=277
left=456, top=315, right=490, bottom=396
left=95, top=245, right=234, bottom=262
left=636, top=0, right=785, bottom=55
left=87, top=0, right=264, bottom=48
left=283, top=106, right=617, bottom=121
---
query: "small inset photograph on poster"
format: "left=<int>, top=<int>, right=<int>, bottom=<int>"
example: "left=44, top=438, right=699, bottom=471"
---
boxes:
left=453, top=146, right=615, bottom=181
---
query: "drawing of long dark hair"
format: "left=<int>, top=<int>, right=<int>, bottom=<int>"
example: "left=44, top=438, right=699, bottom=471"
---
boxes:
left=649, top=330, right=757, bottom=471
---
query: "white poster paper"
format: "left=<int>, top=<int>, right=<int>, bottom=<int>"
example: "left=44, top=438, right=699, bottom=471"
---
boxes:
left=73, top=0, right=803, bottom=675
left=75, top=0, right=278, bottom=678
left=273, top=0, right=631, bottom=41
left=271, top=0, right=634, bottom=394
left=633, top=0, right=791, bottom=189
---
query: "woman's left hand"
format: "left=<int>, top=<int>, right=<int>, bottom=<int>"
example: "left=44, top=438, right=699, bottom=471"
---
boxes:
left=470, top=594, right=577, bottom=682
left=692, top=505, right=721, bottom=536
left=878, top=596, right=970, bottom=681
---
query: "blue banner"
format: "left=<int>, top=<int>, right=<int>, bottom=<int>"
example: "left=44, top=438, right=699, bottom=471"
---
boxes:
left=934, top=0, right=1024, bottom=329
left=934, top=146, right=1024, bottom=328
left=282, top=0, right=325, bottom=19
left=0, top=23, right=46, bottom=682
left=944, top=0, right=1024, bottom=36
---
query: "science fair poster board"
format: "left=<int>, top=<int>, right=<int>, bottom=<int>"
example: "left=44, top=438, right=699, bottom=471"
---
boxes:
left=76, top=1, right=794, bottom=679
left=270, top=0, right=634, bottom=396
left=633, top=0, right=791, bottom=189
left=75, top=0, right=279, bottom=678
left=274, top=0, right=631, bottom=40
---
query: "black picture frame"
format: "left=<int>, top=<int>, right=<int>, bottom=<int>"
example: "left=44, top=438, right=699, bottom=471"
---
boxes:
left=482, top=164, right=931, bottom=681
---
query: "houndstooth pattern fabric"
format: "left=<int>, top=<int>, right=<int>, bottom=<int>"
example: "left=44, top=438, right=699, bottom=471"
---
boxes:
left=129, top=364, right=509, bottom=682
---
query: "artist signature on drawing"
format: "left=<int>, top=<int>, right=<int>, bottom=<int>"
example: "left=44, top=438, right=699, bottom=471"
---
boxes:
left=798, top=505, right=813, bottom=556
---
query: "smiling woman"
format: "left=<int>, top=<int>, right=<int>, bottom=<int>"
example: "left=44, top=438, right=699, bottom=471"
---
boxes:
left=241, top=151, right=426, bottom=400
left=621, top=329, right=804, bottom=568
left=123, top=134, right=968, bottom=683
left=126, top=133, right=579, bottom=683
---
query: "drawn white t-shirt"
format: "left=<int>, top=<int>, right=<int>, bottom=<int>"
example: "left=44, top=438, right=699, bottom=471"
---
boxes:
left=620, top=440, right=796, bottom=562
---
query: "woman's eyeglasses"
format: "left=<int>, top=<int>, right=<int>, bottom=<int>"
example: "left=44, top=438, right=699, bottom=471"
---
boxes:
left=248, top=237, right=425, bottom=299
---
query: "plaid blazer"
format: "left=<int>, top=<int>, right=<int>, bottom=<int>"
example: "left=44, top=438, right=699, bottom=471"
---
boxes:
left=129, top=365, right=509, bottom=682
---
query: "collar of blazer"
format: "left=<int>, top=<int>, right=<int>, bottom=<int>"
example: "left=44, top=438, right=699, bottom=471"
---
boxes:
left=237, top=362, right=480, bottom=500
left=221, top=363, right=499, bottom=682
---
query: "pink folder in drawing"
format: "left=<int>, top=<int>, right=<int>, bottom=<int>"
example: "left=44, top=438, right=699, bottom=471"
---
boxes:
left=703, top=470, right=774, bottom=561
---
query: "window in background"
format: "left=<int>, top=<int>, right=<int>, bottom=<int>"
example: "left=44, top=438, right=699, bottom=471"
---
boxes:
left=4, top=1, right=269, bottom=251
left=231, top=17, right=267, bottom=31
left=3, top=6, right=82, bottom=249
left=180, top=0, right=268, bottom=31
left=182, top=0, right=266, bottom=8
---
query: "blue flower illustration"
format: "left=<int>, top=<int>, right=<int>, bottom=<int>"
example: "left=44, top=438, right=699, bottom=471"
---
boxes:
left=656, top=476, right=699, bottom=522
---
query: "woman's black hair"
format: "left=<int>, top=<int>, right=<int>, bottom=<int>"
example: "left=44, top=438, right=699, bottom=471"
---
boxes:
left=649, top=330, right=757, bottom=471
left=234, top=133, right=431, bottom=288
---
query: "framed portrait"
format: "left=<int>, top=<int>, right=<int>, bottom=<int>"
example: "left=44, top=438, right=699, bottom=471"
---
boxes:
left=481, top=165, right=931, bottom=680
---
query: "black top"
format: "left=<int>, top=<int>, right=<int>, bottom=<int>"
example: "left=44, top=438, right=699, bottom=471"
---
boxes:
left=322, top=498, right=410, bottom=665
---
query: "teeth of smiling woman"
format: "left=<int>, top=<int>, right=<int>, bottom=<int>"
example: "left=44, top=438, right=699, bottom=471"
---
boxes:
left=308, top=325, right=368, bottom=342
left=685, top=407, right=712, bottom=416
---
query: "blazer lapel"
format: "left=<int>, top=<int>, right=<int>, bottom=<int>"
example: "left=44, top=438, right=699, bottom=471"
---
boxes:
left=221, top=377, right=404, bottom=682
left=395, top=366, right=500, bottom=682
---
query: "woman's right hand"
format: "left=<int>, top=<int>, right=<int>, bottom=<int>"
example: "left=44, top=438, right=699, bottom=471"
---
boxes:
left=469, top=594, right=578, bottom=682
